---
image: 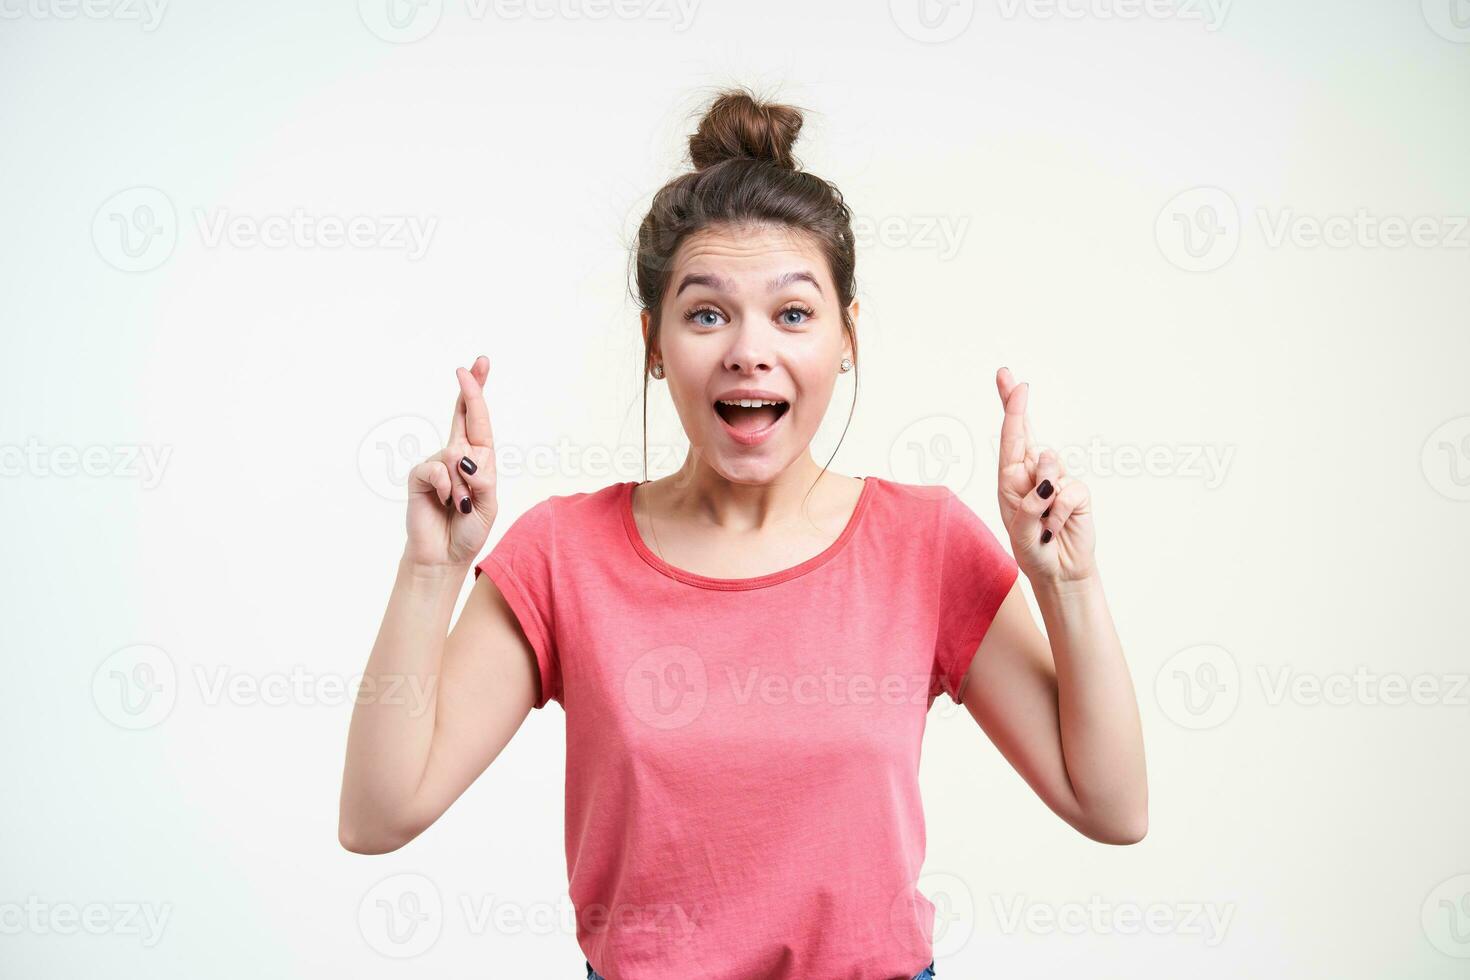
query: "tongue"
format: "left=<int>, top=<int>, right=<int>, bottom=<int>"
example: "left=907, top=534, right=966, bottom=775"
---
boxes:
left=723, top=404, right=782, bottom=432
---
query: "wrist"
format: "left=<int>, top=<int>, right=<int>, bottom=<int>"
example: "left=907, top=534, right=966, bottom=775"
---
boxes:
left=1031, top=570, right=1104, bottom=603
left=398, top=553, right=472, bottom=589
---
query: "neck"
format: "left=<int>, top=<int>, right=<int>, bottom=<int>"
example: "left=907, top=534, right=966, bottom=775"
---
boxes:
left=658, top=453, right=836, bottom=530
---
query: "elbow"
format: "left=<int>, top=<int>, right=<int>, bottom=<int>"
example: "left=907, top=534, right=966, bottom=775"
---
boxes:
left=1086, top=809, right=1148, bottom=845
left=338, top=811, right=422, bottom=855
left=1076, top=811, right=1152, bottom=846
left=338, top=824, right=403, bottom=855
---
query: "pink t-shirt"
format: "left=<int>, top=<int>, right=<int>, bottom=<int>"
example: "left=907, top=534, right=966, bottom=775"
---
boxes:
left=473, top=476, right=1018, bottom=980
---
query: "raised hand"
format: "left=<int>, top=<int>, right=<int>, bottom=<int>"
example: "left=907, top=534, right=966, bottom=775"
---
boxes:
left=404, top=355, right=499, bottom=569
left=995, top=367, right=1097, bottom=585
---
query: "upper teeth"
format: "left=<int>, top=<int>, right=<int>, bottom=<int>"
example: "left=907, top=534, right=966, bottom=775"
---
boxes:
left=718, top=399, right=786, bottom=407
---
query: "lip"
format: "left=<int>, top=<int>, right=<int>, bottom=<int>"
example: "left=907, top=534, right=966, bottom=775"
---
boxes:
left=712, top=387, right=790, bottom=403
left=712, top=399, right=790, bottom=447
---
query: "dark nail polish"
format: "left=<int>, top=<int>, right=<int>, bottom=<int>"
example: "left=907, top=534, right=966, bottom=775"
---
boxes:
left=1041, top=506, right=1051, bottom=519
left=1040, top=528, right=1052, bottom=544
left=459, top=456, right=477, bottom=475
left=459, top=496, right=471, bottom=514
left=1038, top=479, right=1053, bottom=499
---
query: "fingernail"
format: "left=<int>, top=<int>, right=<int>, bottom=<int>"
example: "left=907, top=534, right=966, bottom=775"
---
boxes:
left=1041, top=506, right=1051, bottom=519
left=1040, top=528, right=1052, bottom=544
left=459, top=496, right=471, bottom=514
left=1038, top=479, right=1053, bottom=499
left=459, top=456, right=477, bottom=475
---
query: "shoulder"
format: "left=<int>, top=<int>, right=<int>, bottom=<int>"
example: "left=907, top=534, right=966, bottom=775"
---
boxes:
left=853, top=476, right=955, bottom=550
left=492, top=480, right=630, bottom=549
left=863, top=477, right=1008, bottom=549
left=862, top=475, right=955, bottom=519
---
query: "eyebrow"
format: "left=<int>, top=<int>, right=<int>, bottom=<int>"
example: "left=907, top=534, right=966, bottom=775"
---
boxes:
left=673, top=270, right=824, bottom=298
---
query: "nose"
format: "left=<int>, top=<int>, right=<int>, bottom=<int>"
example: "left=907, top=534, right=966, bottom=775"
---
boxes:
left=722, top=320, right=774, bottom=374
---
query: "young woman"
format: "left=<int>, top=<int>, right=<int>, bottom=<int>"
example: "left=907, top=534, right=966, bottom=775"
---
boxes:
left=339, top=88, right=1147, bottom=980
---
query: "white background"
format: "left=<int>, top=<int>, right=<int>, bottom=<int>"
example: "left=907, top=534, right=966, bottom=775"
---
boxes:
left=2, top=0, right=1468, bottom=976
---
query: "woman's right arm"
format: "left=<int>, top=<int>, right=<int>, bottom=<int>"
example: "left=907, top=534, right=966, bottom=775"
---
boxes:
left=337, top=356, right=543, bottom=854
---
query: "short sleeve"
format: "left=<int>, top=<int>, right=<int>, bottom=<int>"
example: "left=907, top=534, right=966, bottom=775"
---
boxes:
left=933, top=488, right=1019, bottom=704
left=474, top=498, right=561, bottom=709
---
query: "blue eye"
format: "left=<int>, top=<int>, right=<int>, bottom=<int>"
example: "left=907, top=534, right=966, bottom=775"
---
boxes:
left=779, top=305, right=815, bottom=326
left=684, top=306, right=725, bottom=328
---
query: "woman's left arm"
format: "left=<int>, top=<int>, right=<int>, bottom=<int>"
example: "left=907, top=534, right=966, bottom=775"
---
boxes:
left=955, top=368, right=1148, bottom=845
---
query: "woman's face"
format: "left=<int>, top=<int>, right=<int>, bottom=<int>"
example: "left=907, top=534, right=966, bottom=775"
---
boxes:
left=643, top=221, right=857, bottom=486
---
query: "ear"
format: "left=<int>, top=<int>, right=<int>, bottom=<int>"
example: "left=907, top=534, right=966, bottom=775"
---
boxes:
left=641, top=308, right=658, bottom=359
left=844, top=299, right=859, bottom=361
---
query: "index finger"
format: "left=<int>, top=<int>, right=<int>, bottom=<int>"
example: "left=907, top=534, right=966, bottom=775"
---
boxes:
left=448, top=386, right=468, bottom=446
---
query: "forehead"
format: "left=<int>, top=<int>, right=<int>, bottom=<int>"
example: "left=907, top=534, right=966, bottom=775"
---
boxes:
left=668, top=221, right=830, bottom=288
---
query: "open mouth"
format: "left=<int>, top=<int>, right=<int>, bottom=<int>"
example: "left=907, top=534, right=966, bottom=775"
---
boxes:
left=713, top=398, right=790, bottom=437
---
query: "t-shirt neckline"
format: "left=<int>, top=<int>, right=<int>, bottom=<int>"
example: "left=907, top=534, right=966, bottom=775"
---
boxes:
left=620, top=476, right=878, bottom=591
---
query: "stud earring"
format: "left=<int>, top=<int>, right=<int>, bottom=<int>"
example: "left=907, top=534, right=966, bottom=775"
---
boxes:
left=839, top=357, right=852, bottom=373
left=651, top=362, right=665, bottom=379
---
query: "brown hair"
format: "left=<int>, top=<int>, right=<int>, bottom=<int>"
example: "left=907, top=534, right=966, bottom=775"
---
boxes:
left=631, top=86, right=860, bottom=490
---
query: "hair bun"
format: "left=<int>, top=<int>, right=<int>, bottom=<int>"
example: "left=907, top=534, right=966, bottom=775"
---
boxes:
left=688, top=88, right=804, bottom=172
